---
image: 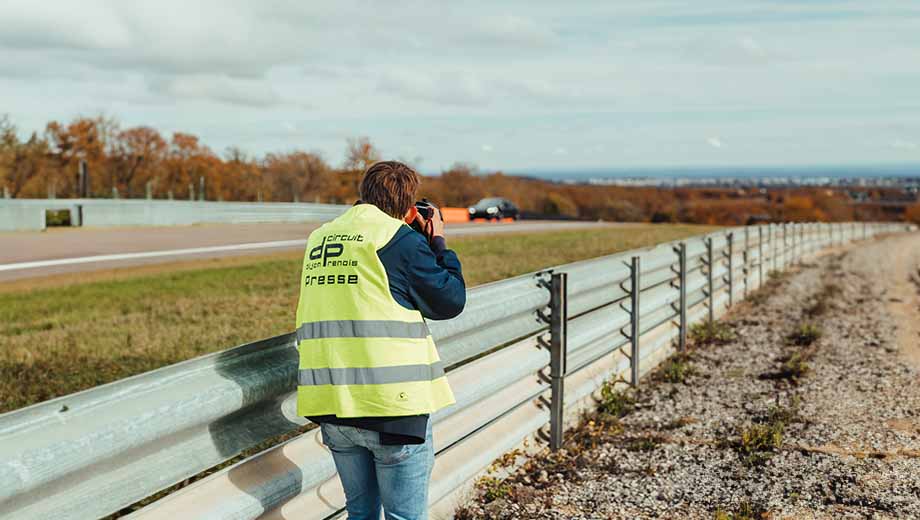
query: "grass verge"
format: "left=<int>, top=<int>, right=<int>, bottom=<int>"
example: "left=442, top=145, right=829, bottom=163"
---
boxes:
left=0, top=223, right=716, bottom=414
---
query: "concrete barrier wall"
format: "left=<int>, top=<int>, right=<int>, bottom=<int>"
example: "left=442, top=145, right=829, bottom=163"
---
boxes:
left=0, top=199, right=347, bottom=231
left=0, top=202, right=47, bottom=231
left=0, top=199, right=85, bottom=231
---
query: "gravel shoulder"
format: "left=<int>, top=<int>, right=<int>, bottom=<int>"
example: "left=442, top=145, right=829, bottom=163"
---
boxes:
left=458, top=232, right=920, bottom=520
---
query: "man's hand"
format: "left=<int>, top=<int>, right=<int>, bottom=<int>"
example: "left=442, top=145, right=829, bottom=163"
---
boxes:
left=429, top=207, right=445, bottom=238
left=415, top=206, right=444, bottom=239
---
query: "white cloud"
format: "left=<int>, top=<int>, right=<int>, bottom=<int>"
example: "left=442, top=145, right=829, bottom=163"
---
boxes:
left=1, top=0, right=919, bottom=169
left=891, top=139, right=918, bottom=149
left=150, top=74, right=282, bottom=107
left=376, top=70, right=489, bottom=107
left=481, top=144, right=493, bottom=152
left=473, top=14, right=560, bottom=48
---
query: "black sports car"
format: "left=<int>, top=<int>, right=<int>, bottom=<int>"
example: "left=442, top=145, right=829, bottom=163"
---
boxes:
left=468, top=198, right=519, bottom=221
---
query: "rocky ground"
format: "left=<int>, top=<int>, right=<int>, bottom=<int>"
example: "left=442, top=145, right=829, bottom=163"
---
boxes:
left=457, top=232, right=920, bottom=520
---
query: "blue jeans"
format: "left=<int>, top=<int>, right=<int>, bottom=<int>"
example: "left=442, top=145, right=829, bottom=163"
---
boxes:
left=320, top=421, right=434, bottom=520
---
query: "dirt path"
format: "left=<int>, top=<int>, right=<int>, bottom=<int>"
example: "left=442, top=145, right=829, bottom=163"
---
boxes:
left=876, top=233, right=920, bottom=370
left=458, top=232, right=920, bottom=519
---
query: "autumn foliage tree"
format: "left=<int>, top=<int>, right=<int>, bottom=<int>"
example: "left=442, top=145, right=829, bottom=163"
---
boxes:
left=0, top=116, right=49, bottom=198
left=263, top=151, right=331, bottom=203
left=0, top=113, right=913, bottom=226
left=334, top=137, right=380, bottom=203
left=906, top=203, right=920, bottom=225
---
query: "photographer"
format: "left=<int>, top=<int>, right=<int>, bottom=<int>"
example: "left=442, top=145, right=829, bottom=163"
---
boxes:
left=295, top=160, right=465, bottom=519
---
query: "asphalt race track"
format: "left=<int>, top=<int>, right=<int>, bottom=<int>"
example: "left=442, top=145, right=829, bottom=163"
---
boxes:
left=0, top=220, right=610, bottom=282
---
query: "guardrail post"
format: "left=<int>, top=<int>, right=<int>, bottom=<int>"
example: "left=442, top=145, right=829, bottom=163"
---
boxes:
left=706, top=237, right=714, bottom=323
left=549, top=272, right=568, bottom=451
left=629, top=256, right=641, bottom=387
left=784, top=223, right=789, bottom=268
left=758, top=225, right=764, bottom=288
left=743, top=227, right=750, bottom=297
left=771, top=224, right=777, bottom=272
left=802, top=223, right=808, bottom=257
left=726, top=232, right=734, bottom=307
left=677, top=243, right=687, bottom=351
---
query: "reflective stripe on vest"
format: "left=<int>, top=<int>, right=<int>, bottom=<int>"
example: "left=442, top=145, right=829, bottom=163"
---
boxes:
left=296, top=319, right=430, bottom=341
left=298, top=361, right=446, bottom=386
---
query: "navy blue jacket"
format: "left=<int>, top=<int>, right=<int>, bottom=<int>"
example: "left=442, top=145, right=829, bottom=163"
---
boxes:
left=307, top=225, right=466, bottom=444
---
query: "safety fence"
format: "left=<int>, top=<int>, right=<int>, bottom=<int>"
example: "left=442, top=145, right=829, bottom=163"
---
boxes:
left=0, top=221, right=914, bottom=519
left=0, top=199, right=347, bottom=231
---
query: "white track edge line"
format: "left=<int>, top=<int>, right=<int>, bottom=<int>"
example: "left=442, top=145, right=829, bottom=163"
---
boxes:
left=0, top=239, right=308, bottom=272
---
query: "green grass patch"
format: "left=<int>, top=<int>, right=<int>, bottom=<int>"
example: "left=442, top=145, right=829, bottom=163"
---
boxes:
left=476, top=476, right=513, bottom=503
left=733, top=399, right=800, bottom=466
left=778, top=352, right=811, bottom=380
left=737, top=421, right=784, bottom=466
left=0, top=224, right=716, bottom=414
left=690, top=321, right=736, bottom=346
left=659, top=352, right=697, bottom=384
left=598, top=381, right=636, bottom=418
left=713, top=501, right=769, bottom=520
left=787, top=323, right=822, bottom=346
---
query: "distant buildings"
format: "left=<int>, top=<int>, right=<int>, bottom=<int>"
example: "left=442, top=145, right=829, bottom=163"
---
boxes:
left=583, top=176, right=920, bottom=190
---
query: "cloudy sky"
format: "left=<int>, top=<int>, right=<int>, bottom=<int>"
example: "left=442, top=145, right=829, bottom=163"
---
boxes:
left=1, top=1, right=919, bottom=172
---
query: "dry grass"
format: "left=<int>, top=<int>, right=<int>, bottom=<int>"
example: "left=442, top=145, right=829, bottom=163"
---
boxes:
left=0, top=223, right=717, bottom=414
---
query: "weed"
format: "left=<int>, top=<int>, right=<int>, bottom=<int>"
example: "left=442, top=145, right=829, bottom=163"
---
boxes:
left=598, top=381, right=635, bottom=417
left=690, top=321, right=736, bottom=346
left=787, top=323, right=822, bottom=346
left=734, top=399, right=794, bottom=464
left=491, top=448, right=525, bottom=471
left=714, top=501, right=769, bottom=519
left=660, top=353, right=697, bottom=384
left=764, top=397, right=801, bottom=425
left=737, top=421, right=784, bottom=466
left=478, top=476, right=512, bottom=503
left=779, top=352, right=811, bottom=380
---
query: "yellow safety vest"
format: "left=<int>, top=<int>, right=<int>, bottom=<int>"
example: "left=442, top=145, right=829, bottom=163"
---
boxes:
left=295, top=204, right=455, bottom=417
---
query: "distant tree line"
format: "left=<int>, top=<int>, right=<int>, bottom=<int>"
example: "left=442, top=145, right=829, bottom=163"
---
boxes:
left=1, top=114, right=915, bottom=225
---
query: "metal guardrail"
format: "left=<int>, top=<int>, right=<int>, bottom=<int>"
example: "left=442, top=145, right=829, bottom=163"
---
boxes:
left=0, top=199, right=347, bottom=231
left=0, top=221, right=914, bottom=519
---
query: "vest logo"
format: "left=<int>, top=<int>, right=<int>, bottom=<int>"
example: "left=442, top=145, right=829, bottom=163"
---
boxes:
left=397, top=392, right=408, bottom=401
left=309, top=237, right=344, bottom=267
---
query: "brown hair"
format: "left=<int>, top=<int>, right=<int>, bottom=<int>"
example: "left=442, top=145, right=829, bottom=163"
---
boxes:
left=359, top=161, right=420, bottom=218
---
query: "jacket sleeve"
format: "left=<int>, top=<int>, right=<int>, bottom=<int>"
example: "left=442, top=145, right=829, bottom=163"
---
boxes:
left=406, top=234, right=466, bottom=320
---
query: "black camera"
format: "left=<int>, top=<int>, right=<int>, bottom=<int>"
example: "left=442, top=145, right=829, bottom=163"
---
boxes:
left=414, top=199, right=437, bottom=220
left=410, top=199, right=440, bottom=243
